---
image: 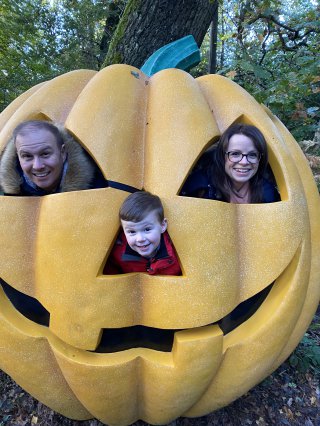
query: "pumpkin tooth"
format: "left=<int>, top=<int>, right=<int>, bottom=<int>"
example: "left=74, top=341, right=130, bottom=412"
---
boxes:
left=52, top=325, right=224, bottom=425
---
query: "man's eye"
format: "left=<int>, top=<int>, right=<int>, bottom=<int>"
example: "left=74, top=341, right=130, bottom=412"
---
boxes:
left=41, top=152, right=50, bottom=157
left=21, top=154, right=32, bottom=160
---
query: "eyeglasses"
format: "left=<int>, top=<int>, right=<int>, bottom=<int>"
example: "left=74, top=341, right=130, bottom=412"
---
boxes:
left=225, top=151, right=261, bottom=164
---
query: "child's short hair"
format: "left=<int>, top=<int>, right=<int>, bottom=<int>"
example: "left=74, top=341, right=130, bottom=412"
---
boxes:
left=119, top=191, right=164, bottom=223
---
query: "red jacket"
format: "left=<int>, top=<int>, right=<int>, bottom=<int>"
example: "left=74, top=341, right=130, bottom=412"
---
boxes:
left=104, top=231, right=181, bottom=276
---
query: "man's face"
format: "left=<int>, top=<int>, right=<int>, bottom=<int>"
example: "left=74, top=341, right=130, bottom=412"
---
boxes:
left=16, top=128, right=66, bottom=193
left=121, top=210, right=167, bottom=259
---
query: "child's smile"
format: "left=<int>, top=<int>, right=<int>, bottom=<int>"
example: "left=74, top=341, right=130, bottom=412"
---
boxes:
left=121, top=211, right=167, bottom=259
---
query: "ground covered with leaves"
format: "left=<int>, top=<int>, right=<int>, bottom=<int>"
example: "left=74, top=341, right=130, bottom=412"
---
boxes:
left=0, top=308, right=319, bottom=426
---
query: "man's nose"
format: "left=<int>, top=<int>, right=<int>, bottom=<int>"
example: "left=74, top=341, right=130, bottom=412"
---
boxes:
left=32, top=156, right=44, bottom=170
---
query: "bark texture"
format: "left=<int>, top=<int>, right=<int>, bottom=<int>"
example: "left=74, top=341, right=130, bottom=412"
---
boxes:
left=103, top=0, right=218, bottom=68
left=209, top=1, right=218, bottom=73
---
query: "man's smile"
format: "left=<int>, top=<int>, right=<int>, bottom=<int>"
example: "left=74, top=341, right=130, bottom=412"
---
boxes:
left=33, top=171, right=50, bottom=177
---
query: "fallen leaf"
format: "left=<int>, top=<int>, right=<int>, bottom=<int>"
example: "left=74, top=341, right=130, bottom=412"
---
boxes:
left=226, top=70, right=237, bottom=79
left=282, top=405, right=294, bottom=420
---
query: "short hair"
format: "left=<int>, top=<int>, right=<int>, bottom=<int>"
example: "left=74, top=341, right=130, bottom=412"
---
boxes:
left=12, top=120, right=64, bottom=148
left=119, top=191, right=164, bottom=223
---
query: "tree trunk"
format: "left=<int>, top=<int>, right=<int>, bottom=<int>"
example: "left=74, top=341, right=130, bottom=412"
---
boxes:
left=220, top=6, right=225, bottom=69
left=103, top=0, right=218, bottom=69
left=208, top=1, right=218, bottom=74
left=98, top=1, right=126, bottom=68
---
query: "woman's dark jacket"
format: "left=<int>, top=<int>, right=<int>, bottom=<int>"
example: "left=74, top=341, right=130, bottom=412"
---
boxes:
left=180, top=169, right=280, bottom=203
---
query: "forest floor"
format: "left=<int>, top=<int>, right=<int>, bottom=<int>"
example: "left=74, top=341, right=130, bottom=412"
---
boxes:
left=0, top=308, right=319, bottom=426
left=0, top=144, right=320, bottom=426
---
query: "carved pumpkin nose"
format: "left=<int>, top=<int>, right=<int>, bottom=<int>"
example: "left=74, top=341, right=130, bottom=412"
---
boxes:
left=0, top=65, right=318, bottom=426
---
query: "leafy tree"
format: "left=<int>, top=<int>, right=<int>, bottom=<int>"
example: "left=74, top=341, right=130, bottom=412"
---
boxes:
left=1, top=0, right=318, bottom=142
left=0, top=0, right=59, bottom=111
left=0, top=0, right=218, bottom=112
left=0, top=0, right=126, bottom=112
left=56, top=0, right=126, bottom=71
left=198, top=0, right=320, bottom=140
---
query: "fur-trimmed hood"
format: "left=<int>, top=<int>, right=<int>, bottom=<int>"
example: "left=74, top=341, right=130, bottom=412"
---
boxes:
left=0, top=130, right=97, bottom=195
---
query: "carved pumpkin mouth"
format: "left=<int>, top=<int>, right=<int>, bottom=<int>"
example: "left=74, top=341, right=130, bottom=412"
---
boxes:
left=0, top=241, right=310, bottom=426
left=1, top=278, right=272, bottom=352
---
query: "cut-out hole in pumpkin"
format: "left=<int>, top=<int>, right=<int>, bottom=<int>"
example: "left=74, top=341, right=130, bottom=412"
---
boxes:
left=103, top=229, right=183, bottom=276
left=0, top=277, right=273, bottom=352
left=0, top=279, right=50, bottom=326
left=92, top=283, right=273, bottom=353
left=179, top=141, right=280, bottom=202
left=178, top=117, right=282, bottom=202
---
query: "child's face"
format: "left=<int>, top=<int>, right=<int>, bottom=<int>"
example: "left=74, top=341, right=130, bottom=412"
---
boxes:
left=121, top=210, right=167, bottom=259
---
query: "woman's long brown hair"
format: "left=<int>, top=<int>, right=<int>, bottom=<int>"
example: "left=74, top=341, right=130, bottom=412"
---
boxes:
left=209, top=124, right=269, bottom=203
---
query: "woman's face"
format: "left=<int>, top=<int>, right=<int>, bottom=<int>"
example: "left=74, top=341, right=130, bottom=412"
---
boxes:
left=224, top=133, right=260, bottom=189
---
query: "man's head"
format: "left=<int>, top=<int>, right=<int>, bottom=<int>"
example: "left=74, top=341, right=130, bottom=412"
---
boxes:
left=119, top=191, right=167, bottom=259
left=13, top=120, right=66, bottom=193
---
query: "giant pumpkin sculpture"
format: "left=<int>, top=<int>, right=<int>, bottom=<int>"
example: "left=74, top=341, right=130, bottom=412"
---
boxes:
left=0, top=63, right=319, bottom=426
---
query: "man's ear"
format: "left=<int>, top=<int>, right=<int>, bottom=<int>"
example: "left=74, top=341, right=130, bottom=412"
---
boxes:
left=61, top=144, right=67, bottom=161
left=161, top=218, right=168, bottom=233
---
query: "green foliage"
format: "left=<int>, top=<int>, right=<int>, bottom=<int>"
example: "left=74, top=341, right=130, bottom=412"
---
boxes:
left=55, top=0, right=125, bottom=70
left=289, top=315, right=320, bottom=376
left=196, top=0, right=320, bottom=141
left=0, top=0, right=319, bottom=144
left=0, top=0, right=60, bottom=111
left=0, top=0, right=126, bottom=113
left=103, top=0, right=140, bottom=67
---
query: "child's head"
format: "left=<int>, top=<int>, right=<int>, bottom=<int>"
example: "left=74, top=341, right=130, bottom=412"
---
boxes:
left=119, top=191, right=167, bottom=259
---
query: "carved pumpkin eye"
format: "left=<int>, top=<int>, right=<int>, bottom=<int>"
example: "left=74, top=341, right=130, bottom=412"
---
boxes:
left=0, top=66, right=319, bottom=426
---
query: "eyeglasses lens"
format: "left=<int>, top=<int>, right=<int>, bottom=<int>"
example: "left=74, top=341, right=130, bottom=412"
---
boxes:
left=227, top=152, right=260, bottom=164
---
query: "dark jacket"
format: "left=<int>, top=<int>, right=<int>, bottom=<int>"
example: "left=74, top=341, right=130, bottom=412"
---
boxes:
left=104, top=230, right=182, bottom=276
left=0, top=133, right=107, bottom=196
left=180, top=169, right=280, bottom=203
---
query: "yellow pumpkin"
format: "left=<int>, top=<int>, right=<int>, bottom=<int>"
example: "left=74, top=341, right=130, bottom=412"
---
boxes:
left=0, top=65, right=319, bottom=426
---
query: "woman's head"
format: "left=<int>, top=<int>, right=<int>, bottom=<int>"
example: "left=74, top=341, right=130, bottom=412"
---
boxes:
left=212, top=124, right=269, bottom=201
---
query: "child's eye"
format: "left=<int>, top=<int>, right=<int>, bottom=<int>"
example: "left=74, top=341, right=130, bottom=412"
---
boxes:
left=127, top=230, right=135, bottom=235
left=145, top=227, right=152, bottom=232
